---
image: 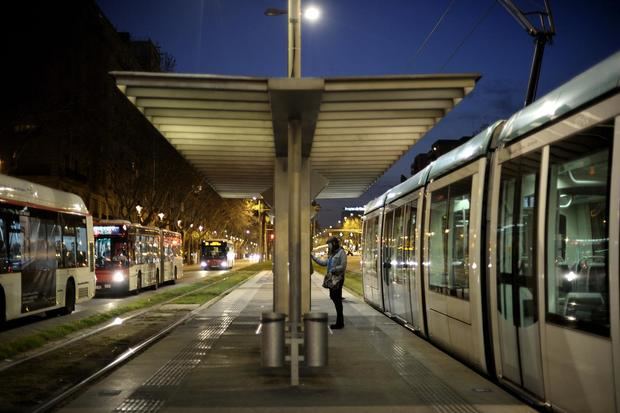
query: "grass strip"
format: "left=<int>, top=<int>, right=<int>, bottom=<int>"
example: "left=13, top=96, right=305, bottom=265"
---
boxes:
left=0, top=261, right=272, bottom=361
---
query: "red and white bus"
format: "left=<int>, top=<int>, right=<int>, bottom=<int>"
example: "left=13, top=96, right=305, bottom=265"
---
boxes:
left=0, top=174, right=96, bottom=323
left=93, top=221, right=183, bottom=294
left=200, top=239, right=235, bottom=270
left=161, top=229, right=183, bottom=284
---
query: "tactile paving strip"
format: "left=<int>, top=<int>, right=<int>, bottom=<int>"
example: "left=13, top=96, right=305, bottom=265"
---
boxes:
left=352, top=317, right=480, bottom=413
left=112, top=274, right=267, bottom=413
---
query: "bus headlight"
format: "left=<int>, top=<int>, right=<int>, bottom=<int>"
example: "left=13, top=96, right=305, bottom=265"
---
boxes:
left=112, top=271, right=125, bottom=283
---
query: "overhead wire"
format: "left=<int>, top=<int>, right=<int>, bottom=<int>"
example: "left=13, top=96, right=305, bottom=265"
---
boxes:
left=411, top=0, right=456, bottom=68
left=441, top=2, right=496, bottom=70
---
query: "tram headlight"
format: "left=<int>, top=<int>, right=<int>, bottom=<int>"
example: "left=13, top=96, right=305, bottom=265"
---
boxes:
left=112, top=270, right=125, bottom=283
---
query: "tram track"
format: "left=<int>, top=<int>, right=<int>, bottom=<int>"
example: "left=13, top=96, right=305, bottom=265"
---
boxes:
left=0, top=273, right=228, bottom=374
left=0, top=266, right=267, bottom=413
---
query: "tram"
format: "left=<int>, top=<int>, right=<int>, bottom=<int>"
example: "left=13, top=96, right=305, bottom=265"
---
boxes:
left=361, top=51, right=620, bottom=412
left=0, top=174, right=96, bottom=323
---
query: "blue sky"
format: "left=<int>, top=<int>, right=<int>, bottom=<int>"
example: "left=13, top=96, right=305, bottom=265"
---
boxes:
left=97, top=0, right=620, bottom=226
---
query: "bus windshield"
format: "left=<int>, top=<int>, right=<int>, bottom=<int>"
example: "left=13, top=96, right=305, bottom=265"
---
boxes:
left=95, top=237, right=129, bottom=269
left=202, top=244, right=227, bottom=258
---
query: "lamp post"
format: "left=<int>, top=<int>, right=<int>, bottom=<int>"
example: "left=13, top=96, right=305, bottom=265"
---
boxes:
left=265, top=0, right=322, bottom=386
left=135, top=205, right=143, bottom=224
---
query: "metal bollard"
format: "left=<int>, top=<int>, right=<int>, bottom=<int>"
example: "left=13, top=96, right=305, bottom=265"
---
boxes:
left=261, top=312, right=285, bottom=367
left=303, top=312, right=328, bottom=367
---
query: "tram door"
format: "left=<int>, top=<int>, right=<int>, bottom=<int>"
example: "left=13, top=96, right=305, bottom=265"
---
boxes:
left=388, top=205, right=412, bottom=323
left=381, top=210, right=395, bottom=313
left=495, top=151, right=544, bottom=397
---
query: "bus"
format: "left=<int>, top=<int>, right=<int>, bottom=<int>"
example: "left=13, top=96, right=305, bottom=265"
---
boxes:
left=0, top=174, right=96, bottom=323
left=93, top=221, right=184, bottom=294
left=200, top=240, right=235, bottom=270
left=161, top=229, right=183, bottom=284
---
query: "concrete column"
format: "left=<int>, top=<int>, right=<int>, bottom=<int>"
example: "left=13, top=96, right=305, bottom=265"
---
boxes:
left=273, top=157, right=289, bottom=314
left=272, top=156, right=311, bottom=316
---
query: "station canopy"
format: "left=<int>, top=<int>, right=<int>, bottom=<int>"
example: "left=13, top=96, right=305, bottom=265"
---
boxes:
left=112, top=72, right=479, bottom=199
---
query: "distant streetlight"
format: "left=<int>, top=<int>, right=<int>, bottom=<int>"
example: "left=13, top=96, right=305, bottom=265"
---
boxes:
left=158, top=212, right=165, bottom=221
left=135, top=205, right=143, bottom=215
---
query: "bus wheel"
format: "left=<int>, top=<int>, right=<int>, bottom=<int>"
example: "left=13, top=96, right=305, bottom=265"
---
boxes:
left=0, top=288, right=6, bottom=326
left=154, top=269, right=160, bottom=290
left=61, top=281, right=76, bottom=315
left=133, top=273, right=142, bottom=295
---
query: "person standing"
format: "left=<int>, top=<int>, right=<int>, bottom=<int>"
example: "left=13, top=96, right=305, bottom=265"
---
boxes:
left=311, top=236, right=347, bottom=329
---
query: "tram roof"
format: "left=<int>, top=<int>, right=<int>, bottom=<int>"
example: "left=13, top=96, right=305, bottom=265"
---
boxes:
left=427, top=120, right=502, bottom=181
left=498, top=51, right=620, bottom=146
left=0, top=173, right=89, bottom=214
left=384, top=164, right=431, bottom=204
left=111, top=72, right=479, bottom=199
left=363, top=193, right=387, bottom=215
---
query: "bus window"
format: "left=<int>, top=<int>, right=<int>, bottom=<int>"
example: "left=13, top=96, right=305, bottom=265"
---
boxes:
left=76, top=224, right=88, bottom=267
left=61, top=224, right=76, bottom=268
left=0, top=216, right=7, bottom=273
left=8, top=215, right=23, bottom=272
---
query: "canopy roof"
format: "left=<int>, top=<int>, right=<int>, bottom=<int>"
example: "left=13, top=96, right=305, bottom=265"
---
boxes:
left=112, top=72, right=479, bottom=199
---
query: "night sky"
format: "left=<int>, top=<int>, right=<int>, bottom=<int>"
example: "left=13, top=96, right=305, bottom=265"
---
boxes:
left=97, top=0, right=620, bottom=226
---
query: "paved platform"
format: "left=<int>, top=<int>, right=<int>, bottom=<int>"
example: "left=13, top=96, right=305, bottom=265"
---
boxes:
left=60, top=271, right=536, bottom=413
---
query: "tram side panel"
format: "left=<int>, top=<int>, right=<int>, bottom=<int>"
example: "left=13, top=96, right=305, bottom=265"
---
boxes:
left=422, top=160, right=488, bottom=371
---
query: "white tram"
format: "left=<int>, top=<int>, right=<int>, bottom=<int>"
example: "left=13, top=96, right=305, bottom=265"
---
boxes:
left=362, top=51, right=620, bottom=412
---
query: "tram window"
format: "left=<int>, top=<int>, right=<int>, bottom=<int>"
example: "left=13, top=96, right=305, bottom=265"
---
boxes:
left=497, top=151, right=541, bottom=325
left=391, top=205, right=406, bottom=282
left=428, top=177, right=471, bottom=300
left=405, top=202, right=417, bottom=269
left=546, top=122, right=612, bottom=336
left=362, top=216, right=379, bottom=281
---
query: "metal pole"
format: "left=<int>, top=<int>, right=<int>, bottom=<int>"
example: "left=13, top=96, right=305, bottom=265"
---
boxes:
left=288, top=0, right=302, bottom=387
left=524, top=35, right=546, bottom=106
left=288, top=0, right=301, bottom=79
left=288, top=120, right=302, bottom=386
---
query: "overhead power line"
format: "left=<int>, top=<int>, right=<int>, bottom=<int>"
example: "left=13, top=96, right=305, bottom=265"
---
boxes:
left=441, top=2, right=496, bottom=70
left=411, top=0, right=456, bottom=68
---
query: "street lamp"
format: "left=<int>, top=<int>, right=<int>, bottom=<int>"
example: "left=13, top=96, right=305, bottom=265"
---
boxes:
left=135, top=205, right=143, bottom=224
left=265, top=1, right=321, bottom=78
left=304, top=5, right=320, bottom=21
